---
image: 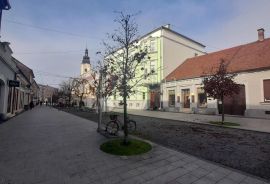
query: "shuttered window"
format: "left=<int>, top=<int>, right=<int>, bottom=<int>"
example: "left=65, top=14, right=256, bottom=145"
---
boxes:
left=263, top=79, right=270, bottom=102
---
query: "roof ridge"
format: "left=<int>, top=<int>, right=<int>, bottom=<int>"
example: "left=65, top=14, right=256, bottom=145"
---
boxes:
left=195, top=37, right=270, bottom=59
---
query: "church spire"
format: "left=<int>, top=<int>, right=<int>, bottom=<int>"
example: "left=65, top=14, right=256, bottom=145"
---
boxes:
left=85, top=48, right=88, bottom=57
left=82, top=48, right=90, bottom=64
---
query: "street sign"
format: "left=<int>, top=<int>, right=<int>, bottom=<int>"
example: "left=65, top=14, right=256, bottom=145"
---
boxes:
left=8, top=80, right=20, bottom=87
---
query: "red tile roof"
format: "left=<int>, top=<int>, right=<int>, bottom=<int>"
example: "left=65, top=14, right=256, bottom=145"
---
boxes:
left=166, top=38, right=270, bottom=81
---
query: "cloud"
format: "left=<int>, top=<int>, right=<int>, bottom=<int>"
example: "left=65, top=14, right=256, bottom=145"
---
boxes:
left=200, top=0, right=270, bottom=52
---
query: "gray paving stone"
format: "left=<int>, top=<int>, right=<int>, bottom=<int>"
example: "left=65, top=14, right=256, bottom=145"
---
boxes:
left=182, top=163, right=200, bottom=171
left=146, top=167, right=189, bottom=183
left=193, top=177, right=216, bottom=184
left=204, top=170, right=228, bottom=181
left=242, top=176, right=266, bottom=184
left=226, top=171, right=247, bottom=183
left=189, top=167, right=210, bottom=178
left=176, top=173, right=199, bottom=184
left=217, top=178, right=239, bottom=184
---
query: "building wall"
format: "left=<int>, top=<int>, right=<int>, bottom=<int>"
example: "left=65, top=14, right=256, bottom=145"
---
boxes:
left=107, top=27, right=205, bottom=110
left=162, top=29, right=205, bottom=78
left=0, top=43, right=17, bottom=120
left=162, top=70, right=270, bottom=119
left=38, top=84, right=58, bottom=103
left=80, top=63, right=91, bottom=76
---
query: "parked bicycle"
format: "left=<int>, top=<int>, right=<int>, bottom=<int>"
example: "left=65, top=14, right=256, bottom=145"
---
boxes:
left=105, top=114, right=136, bottom=135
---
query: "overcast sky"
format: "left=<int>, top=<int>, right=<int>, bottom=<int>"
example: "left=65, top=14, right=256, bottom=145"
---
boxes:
left=1, top=0, right=270, bottom=87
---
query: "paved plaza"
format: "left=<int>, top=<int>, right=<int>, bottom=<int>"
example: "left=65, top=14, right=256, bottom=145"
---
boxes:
left=0, top=107, right=269, bottom=184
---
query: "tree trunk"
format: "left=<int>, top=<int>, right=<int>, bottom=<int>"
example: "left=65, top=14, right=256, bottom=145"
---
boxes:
left=98, top=98, right=102, bottom=132
left=221, top=96, right=225, bottom=124
left=123, top=91, right=128, bottom=144
left=68, top=93, right=71, bottom=107
left=97, top=73, right=102, bottom=132
left=79, top=96, right=83, bottom=108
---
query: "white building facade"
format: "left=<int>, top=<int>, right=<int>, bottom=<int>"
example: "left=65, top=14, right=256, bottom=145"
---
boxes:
left=0, top=42, right=17, bottom=120
left=162, top=29, right=270, bottom=119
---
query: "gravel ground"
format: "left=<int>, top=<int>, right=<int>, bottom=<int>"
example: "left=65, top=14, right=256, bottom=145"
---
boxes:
left=58, top=107, right=270, bottom=180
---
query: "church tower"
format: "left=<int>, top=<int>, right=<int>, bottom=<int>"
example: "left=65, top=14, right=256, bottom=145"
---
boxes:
left=80, top=48, right=91, bottom=76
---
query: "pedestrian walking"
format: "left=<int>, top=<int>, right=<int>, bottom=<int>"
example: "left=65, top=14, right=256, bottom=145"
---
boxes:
left=29, top=101, right=34, bottom=110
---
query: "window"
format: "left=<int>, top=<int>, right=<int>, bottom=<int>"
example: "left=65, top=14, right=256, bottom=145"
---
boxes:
left=150, top=60, right=156, bottom=73
left=263, top=79, right=270, bottom=102
left=177, top=96, right=180, bottom=103
left=150, top=40, right=157, bottom=52
left=144, top=68, right=148, bottom=79
left=85, top=68, right=87, bottom=73
left=129, top=103, right=133, bottom=107
left=136, top=103, right=140, bottom=107
left=197, top=87, right=207, bottom=107
left=143, top=92, right=145, bottom=100
left=114, top=94, right=116, bottom=100
left=168, top=90, right=175, bottom=107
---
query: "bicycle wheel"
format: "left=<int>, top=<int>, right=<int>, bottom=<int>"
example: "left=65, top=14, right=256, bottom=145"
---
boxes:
left=127, top=120, right=136, bottom=133
left=106, top=121, right=119, bottom=135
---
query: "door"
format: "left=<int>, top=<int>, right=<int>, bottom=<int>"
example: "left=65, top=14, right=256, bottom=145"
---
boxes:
left=218, top=85, right=246, bottom=115
left=150, top=91, right=160, bottom=110
left=182, top=89, right=190, bottom=108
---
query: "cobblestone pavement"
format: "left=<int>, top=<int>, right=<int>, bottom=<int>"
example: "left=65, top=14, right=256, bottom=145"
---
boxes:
left=0, top=107, right=269, bottom=184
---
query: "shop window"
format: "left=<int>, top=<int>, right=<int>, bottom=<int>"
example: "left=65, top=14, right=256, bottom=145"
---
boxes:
left=168, top=90, right=175, bottom=107
left=142, top=92, right=145, bottom=100
left=263, top=79, right=270, bottom=102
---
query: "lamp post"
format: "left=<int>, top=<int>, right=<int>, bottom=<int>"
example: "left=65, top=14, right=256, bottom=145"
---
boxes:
left=0, top=0, right=11, bottom=37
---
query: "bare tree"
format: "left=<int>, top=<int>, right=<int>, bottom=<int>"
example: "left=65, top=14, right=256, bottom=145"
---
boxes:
left=104, top=12, right=152, bottom=144
left=59, top=79, right=74, bottom=106
left=91, top=56, right=116, bottom=132
left=72, top=78, right=95, bottom=108
left=203, top=59, right=240, bottom=124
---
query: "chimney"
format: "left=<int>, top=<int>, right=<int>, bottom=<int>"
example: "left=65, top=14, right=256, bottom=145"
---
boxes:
left=164, top=24, right=171, bottom=29
left=257, top=28, right=265, bottom=41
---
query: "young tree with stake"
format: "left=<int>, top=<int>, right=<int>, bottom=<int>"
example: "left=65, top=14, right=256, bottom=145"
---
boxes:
left=104, top=12, right=152, bottom=144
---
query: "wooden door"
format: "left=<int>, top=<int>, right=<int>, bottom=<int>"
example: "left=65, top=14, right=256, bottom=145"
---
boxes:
left=218, top=85, right=246, bottom=115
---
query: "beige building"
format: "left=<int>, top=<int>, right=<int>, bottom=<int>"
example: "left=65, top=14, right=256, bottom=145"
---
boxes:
left=38, top=84, right=58, bottom=104
left=162, top=29, right=270, bottom=119
left=108, top=25, right=206, bottom=110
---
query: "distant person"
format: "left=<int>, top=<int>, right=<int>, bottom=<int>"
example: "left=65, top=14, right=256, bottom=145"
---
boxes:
left=40, top=101, right=43, bottom=106
left=45, top=101, right=48, bottom=106
left=29, top=101, right=34, bottom=110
